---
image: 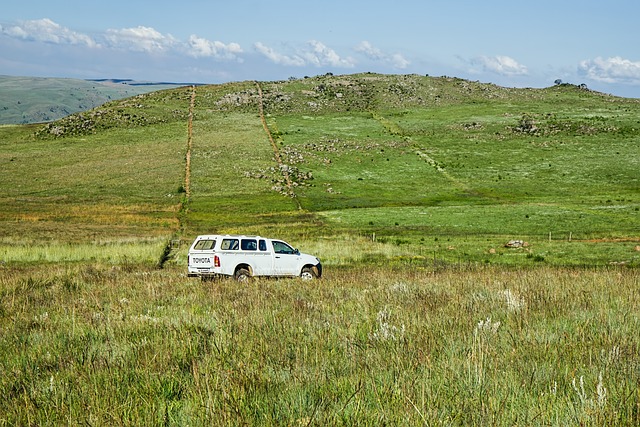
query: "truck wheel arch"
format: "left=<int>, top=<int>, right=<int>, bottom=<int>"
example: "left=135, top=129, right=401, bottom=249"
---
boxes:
left=234, top=265, right=253, bottom=282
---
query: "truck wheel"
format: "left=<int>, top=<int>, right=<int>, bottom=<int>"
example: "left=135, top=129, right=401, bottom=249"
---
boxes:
left=300, top=267, right=317, bottom=280
left=234, top=268, right=251, bottom=282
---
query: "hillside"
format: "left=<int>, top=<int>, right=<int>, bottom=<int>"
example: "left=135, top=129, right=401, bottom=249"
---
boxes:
left=1, top=72, right=639, bottom=267
left=0, top=75, right=187, bottom=124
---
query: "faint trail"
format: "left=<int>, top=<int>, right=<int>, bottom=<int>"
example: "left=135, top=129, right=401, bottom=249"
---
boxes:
left=372, top=111, right=472, bottom=193
left=159, top=85, right=196, bottom=268
left=255, top=81, right=302, bottom=210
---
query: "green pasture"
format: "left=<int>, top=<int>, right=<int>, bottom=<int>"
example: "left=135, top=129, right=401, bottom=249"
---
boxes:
left=0, top=123, right=184, bottom=244
left=0, top=92, right=189, bottom=266
left=186, top=110, right=300, bottom=232
left=1, top=74, right=639, bottom=267
left=256, top=78, right=638, bottom=267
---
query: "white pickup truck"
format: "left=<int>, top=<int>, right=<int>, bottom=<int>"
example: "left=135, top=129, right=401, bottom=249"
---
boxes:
left=187, top=234, right=322, bottom=281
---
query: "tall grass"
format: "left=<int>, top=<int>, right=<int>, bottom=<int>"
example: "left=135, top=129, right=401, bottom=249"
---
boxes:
left=1, top=264, right=638, bottom=425
left=0, top=237, right=169, bottom=265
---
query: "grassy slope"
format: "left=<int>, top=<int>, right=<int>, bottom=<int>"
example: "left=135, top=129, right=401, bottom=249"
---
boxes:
left=254, top=74, right=639, bottom=266
left=0, top=87, right=193, bottom=264
left=0, top=73, right=639, bottom=267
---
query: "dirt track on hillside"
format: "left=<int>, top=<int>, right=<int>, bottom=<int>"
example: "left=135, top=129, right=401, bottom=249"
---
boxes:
left=255, top=82, right=302, bottom=210
left=185, top=85, right=196, bottom=199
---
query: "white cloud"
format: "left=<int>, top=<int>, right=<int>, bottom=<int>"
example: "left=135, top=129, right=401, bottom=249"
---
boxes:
left=105, top=26, right=177, bottom=53
left=578, top=56, right=640, bottom=84
left=356, top=41, right=385, bottom=60
left=1, top=18, right=97, bottom=47
left=390, top=53, right=410, bottom=69
left=254, top=42, right=306, bottom=66
left=254, top=40, right=355, bottom=68
left=305, top=40, right=355, bottom=68
left=187, top=35, right=243, bottom=60
left=469, top=55, right=528, bottom=76
left=355, top=41, right=409, bottom=69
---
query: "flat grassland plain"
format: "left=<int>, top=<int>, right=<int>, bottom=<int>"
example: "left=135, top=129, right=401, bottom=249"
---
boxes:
left=0, top=74, right=639, bottom=425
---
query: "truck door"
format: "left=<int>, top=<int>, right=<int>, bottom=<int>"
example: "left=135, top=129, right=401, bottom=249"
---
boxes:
left=271, top=240, right=300, bottom=276
left=241, top=238, right=271, bottom=276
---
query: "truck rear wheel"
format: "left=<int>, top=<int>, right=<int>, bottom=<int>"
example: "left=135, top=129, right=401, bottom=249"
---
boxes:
left=234, top=268, right=251, bottom=282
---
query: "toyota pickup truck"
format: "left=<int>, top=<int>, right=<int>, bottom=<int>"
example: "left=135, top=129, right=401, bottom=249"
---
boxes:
left=187, top=234, right=322, bottom=281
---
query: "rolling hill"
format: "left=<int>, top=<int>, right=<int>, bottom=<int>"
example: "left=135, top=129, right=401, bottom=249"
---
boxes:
left=1, top=72, right=639, bottom=267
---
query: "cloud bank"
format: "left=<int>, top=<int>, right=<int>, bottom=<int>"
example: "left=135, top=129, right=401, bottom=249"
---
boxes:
left=468, top=55, right=528, bottom=76
left=578, top=56, right=640, bottom=84
left=105, top=26, right=176, bottom=53
left=188, top=35, right=243, bottom=60
left=2, top=18, right=640, bottom=95
left=254, top=40, right=355, bottom=68
left=0, top=18, right=363, bottom=70
left=355, top=41, right=410, bottom=69
left=1, top=18, right=97, bottom=47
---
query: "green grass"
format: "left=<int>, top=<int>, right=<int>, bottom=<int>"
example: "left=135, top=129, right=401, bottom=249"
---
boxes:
left=0, top=93, right=188, bottom=244
left=262, top=76, right=639, bottom=263
left=0, top=237, right=168, bottom=265
left=2, top=74, right=639, bottom=264
left=1, top=264, right=638, bottom=425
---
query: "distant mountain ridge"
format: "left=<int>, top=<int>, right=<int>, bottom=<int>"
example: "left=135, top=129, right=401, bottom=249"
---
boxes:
left=0, top=76, right=190, bottom=125
left=87, top=78, right=202, bottom=86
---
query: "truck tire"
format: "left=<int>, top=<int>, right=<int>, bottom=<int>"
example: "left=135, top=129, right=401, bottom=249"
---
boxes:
left=300, top=267, right=317, bottom=280
left=234, top=268, right=251, bottom=282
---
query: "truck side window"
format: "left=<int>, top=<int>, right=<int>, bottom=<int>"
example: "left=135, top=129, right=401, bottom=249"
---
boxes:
left=221, top=239, right=239, bottom=250
left=194, top=239, right=215, bottom=250
left=273, top=241, right=294, bottom=254
left=259, top=240, right=267, bottom=251
left=241, top=239, right=257, bottom=251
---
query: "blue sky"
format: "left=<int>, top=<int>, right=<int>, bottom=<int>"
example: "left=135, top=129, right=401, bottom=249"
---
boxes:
left=2, top=0, right=640, bottom=97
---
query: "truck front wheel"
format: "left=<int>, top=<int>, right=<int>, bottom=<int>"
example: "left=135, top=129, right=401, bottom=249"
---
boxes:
left=300, top=267, right=317, bottom=280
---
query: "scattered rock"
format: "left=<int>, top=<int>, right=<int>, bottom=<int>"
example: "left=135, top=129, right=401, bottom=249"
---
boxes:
left=504, top=240, right=528, bottom=248
left=609, top=261, right=628, bottom=266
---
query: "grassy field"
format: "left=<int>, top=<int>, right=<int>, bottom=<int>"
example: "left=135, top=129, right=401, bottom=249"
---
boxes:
left=2, top=74, right=638, bottom=266
left=1, top=73, right=639, bottom=424
left=1, top=87, right=193, bottom=267
left=1, top=264, right=638, bottom=425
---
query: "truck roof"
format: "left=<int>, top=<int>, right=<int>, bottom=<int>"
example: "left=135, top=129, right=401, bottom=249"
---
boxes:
left=193, top=234, right=266, bottom=239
